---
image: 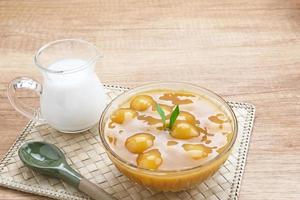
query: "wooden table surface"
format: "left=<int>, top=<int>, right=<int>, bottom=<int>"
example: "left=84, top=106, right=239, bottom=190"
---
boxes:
left=0, top=0, right=299, bottom=199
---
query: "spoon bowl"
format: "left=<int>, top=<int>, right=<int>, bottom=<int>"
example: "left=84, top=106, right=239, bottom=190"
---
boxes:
left=18, top=141, right=80, bottom=184
left=19, top=141, right=65, bottom=168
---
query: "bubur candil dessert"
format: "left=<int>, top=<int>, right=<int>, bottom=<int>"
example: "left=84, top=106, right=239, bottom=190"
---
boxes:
left=99, top=83, right=237, bottom=191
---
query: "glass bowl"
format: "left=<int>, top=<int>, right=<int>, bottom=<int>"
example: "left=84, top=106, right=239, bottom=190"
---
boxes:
left=99, top=82, right=238, bottom=191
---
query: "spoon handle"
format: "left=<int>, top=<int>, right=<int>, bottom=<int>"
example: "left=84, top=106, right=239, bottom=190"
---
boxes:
left=78, top=178, right=116, bottom=200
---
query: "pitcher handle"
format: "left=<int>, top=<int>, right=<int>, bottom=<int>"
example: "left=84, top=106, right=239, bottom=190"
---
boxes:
left=7, top=77, right=44, bottom=122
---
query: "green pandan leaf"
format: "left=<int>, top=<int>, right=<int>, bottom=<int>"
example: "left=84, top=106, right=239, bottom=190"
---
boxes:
left=169, top=105, right=180, bottom=129
left=156, top=103, right=166, bottom=126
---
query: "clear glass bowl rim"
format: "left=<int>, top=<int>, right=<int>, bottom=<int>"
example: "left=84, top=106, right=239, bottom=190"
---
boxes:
left=99, top=82, right=238, bottom=175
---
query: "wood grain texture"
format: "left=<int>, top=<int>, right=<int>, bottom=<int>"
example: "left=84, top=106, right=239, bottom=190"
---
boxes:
left=0, top=0, right=299, bottom=199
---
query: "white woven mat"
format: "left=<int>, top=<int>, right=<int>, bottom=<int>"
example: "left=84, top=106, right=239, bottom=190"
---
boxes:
left=0, top=85, right=255, bottom=200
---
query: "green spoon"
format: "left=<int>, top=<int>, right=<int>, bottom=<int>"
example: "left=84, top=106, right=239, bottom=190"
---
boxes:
left=18, top=141, right=116, bottom=200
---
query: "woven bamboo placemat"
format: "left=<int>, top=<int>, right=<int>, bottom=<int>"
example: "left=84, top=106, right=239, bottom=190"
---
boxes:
left=0, top=85, right=255, bottom=200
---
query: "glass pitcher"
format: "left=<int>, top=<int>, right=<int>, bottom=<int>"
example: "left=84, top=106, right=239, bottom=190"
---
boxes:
left=7, top=39, right=106, bottom=133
